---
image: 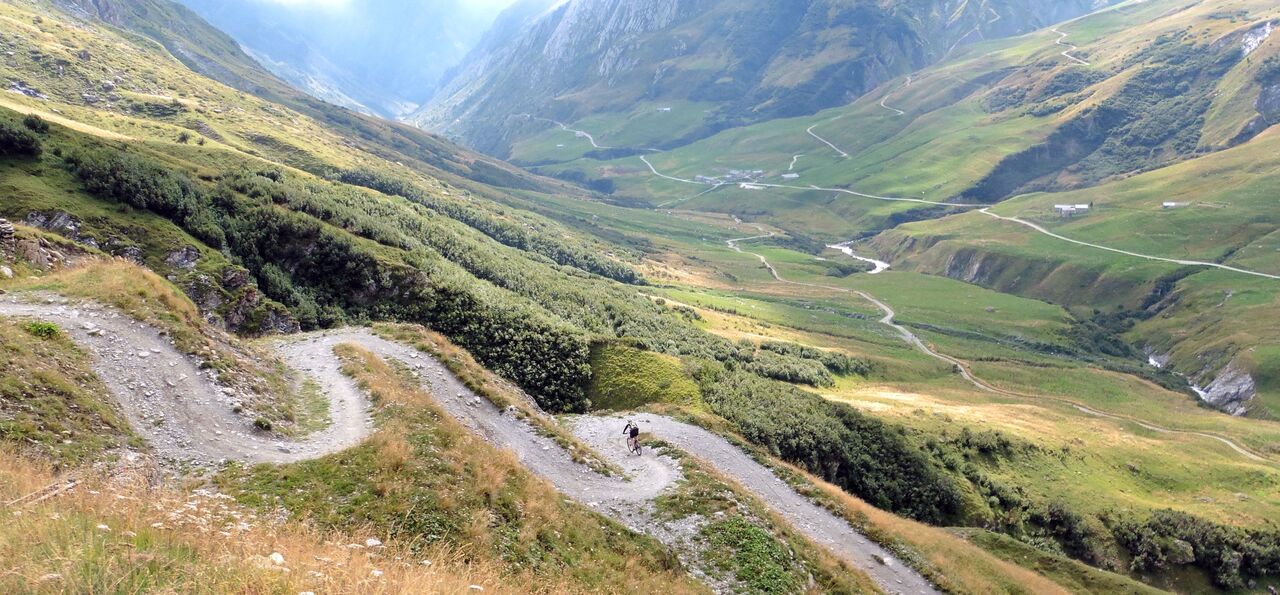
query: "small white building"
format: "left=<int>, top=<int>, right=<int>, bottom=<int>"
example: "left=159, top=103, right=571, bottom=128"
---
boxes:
left=657, top=107, right=672, bottom=112
left=781, top=173, right=800, bottom=179
left=1054, top=203, right=1091, bottom=217
left=1162, top=202, right=1184, bottom=209
left=739, top=183, right=765, bottom=191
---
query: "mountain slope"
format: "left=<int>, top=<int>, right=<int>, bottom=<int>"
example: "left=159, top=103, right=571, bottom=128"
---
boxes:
left=414, top=0, right=1120, bottom=155
left=501, top=0, right=1280, bottom=417
left=6, top=1, right=1280, bottom=592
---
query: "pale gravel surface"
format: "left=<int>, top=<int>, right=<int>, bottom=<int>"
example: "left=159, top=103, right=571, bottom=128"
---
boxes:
left=0, top=295, right=373, bottom=465
left=1, top=296, right=937, bottom=594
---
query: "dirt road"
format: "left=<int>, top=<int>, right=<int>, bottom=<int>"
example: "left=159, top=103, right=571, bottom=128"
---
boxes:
left=1, top=297, right=938, bottom=593
left=0, top=295, right=373, bottom=465
left=1051, top=27, right=1091, bottom=66
left=722, top=237, right=1276, bottom=465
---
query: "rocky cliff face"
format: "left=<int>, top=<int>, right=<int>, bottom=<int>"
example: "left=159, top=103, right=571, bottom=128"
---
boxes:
left=415, top=0, right=1118, bottom=155
left=1196, top=363, right=1257, bottom=417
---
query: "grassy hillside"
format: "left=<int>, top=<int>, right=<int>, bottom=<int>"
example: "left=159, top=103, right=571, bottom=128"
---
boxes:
left=877, top=126, right=1280, bottom=417
left=587, top=342, right=703, bottom=411
left=521, top=0, right=1278, bottom=240
left=0, top=316, right=133, bottom=466
left=6, top=0, right=1280, bottom=591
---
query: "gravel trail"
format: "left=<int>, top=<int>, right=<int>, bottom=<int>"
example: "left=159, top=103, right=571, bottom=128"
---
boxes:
left=1051, top=27, right=1091, bottom=66
left=302, top=330, right=938, bottom=594
left=806, top=117, right=850, bottom=158
left=0, top=297, right=937, bottom=593
left=0, top=295, right=374, bottom=465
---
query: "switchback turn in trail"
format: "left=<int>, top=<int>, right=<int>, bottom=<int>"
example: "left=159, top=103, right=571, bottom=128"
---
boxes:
left=0, top=294, right=938, bottom=594
left=0, top=295, right=374, bottom=465
left=1051, top=27, right=1091, bottom=66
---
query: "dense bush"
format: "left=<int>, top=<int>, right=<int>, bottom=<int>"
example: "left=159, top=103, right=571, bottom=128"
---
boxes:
left=702, top=369, right=963, bottom=523
left=65, top=149, right=593, bottom=411
left=1113, top=510, right=1280, bottom=589
left=1036, top=69, right=1108, bottom=101
left=22, top=114, right=49, bottom=134
left=1027, top=501, right=1110, bottom=564
left=0, top=121, right=42, bottom=157
left=1256, top=56, right=1280, bottom=86
left=744, top=349, right=833, bottom=386
left=65, top=150, right=226, bottom=248
left=337, top=168, right=639, bottom=282
left=759, top=341, right=874, bottom=377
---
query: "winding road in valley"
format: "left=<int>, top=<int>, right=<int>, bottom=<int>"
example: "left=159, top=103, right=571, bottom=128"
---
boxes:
left=1052, top=27, right=1091, bottom=66
left=721, top=236, right=1274, bottom=465
left=514, top=113, right=612, bottom=150
left=978, top=208, right=1280, bottom=281
left=0, top=294, right=938, bottom=595
left=636, top=138, right=1280, bottom=281
left=878, top=75, right=912, bottom=116
left=806, top=117, right=851, bottom=158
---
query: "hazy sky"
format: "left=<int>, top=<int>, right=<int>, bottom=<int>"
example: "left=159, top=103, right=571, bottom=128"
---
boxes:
left=255, top=0, right=521, bottom=11
left=182, top=0, right=532, bottom=113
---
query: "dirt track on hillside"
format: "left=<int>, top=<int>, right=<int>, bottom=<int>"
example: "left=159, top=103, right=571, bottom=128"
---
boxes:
left=1, top=296, right=937, bottom=594
left=0, top=295, right=373, bottom=465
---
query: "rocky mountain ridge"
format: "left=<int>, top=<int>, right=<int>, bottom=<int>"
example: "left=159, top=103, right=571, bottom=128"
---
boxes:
left=415, top=0, right=1121, bottom=155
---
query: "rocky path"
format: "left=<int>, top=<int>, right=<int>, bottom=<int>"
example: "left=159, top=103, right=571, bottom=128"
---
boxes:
left=299, top=329, right=939, bottom=595
left=0, top=298, right=937, bottom=593
left=0, top=295, right=373, bottom=465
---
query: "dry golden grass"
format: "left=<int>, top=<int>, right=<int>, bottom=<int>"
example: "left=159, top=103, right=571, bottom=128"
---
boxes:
left=324, top=345, right=705, bottom=594
left=4, top=257, right=204, bottom=343
left=0, top=344, right=703, bottom=594
left=0, top=450, right=532, bottom=594
left=777, top=460, right=1071, bottom=595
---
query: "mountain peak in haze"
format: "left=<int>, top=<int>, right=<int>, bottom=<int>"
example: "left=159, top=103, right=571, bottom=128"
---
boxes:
left=176, top=0, right=520, bottom=117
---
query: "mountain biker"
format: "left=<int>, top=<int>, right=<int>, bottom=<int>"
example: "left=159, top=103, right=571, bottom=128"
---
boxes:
left=623, top=420, right=641, bottom=455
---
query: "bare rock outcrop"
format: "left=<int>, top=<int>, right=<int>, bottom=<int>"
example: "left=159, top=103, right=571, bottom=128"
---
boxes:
left=0, top=218, right=15, bottom=260
left=1197, top=363, right=1256, bottom=417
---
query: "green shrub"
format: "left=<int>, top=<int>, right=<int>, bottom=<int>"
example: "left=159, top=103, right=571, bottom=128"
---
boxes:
left=702, top=516, right=801, bottom=594
left=22, top=114, right=49, bottom=134
left=21, top=321, right=60, bottom=339
left=1257, top=56, right=1280, bottom=86
left=1112, top=509, right=1280, bottom=589
left=702, top=369, right=963, bottom=523
left=0, top=121, right=42, bottom=157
